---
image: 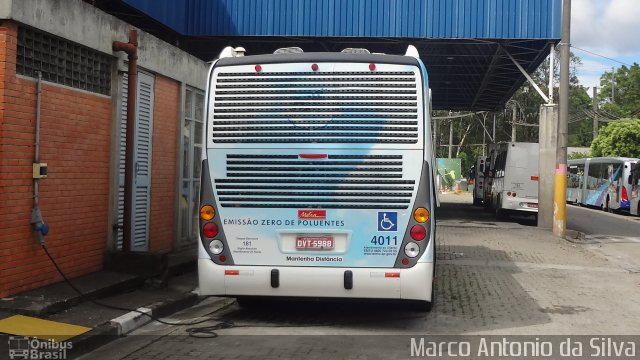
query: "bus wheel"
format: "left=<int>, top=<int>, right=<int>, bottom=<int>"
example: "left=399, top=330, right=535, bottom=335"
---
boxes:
left=236, top=297, right=260, bottom=308
left=607, top=196, right=613, bottom=213
left=495, top=200, right=506, bottom=220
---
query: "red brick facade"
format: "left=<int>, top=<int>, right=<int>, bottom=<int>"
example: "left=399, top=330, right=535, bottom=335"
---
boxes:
left=0, top=21, right=184, bottom=297
left=0, top=21, right=111, bottom=297
left=149, top=75, right=179, bottom=253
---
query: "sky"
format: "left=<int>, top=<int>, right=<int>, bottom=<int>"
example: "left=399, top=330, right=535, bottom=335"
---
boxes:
left=571, top=0, right=640, bottom=93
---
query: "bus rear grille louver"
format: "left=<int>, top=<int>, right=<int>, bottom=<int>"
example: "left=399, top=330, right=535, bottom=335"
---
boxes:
left=212, top=70, right=419, bottom=144
left=215, top=154, right=414, bottom=209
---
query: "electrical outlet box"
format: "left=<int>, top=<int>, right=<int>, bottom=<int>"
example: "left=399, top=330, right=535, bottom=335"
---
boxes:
left=33, top=163, right=47, bottom=179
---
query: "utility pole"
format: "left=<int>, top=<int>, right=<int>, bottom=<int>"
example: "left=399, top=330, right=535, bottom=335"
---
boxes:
left=492, top=113, right=496, bottom=143
left=482, top=115, right=486, bottom=155
left=433, top=118, right=438, bottom=155
left=448, top=120, right=453, bottom=158
left=554, top=0, right=570, bottom=238
left=511, top=104, right=517, bottom=142
left=592, top=86, right=598, bottom=140
left=548, top=44, right=555, bottom=103
left=611, top=67, right=615, bottom=103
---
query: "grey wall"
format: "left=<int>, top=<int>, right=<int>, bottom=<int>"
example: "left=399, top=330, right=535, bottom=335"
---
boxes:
left=2, top=0, right=208, bottom=89
left=538, top=104, right=558, bottom=229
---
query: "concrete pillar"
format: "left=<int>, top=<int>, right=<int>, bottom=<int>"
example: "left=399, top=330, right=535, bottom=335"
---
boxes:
left=538, top=104, right=558, bottom=228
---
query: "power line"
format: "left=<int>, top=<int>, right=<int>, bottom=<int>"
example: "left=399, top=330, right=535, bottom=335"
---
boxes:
left=570, top=45, right=633, bottom=67
left=432, top=111, right=487, bottom=120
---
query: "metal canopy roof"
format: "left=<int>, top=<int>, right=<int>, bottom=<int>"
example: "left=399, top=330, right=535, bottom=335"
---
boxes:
left=91, top=0, right=561, bottom=111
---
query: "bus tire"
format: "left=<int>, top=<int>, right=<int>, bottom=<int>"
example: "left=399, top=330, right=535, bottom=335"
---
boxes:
left=236, top=297, right=260, bottom=308
left=494, top=198, right=506, bottom=219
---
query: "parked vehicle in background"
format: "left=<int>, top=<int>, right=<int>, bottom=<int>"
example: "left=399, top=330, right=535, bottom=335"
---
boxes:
left=628, top=162, right=640, bottom=216
left=489, top=142, right=539, bottom=220
left=567, top=161, right=586, bottom=204
left=470, top=156, right=487, bottom=206
left=566, top=157, right=638, bottom=212
left=483, top=146, right=499, bottom=210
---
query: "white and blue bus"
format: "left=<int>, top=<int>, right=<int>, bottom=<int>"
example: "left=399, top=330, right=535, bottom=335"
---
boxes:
left=197, top=46, right=437, bottom=310
left=629, top=162, right=640, bottom=216
left=567, top=157, right=638, bottom=212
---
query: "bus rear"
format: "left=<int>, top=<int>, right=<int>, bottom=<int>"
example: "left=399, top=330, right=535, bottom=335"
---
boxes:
left=197, top=48, right=436, bottom=309
left=631, top=162, right=640, bottom=216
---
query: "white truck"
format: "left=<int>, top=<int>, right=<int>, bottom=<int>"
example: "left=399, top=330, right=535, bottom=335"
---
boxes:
left=489, top=142, right=539, bottom=220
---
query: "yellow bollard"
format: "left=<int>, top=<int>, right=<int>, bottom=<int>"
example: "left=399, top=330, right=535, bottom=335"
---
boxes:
left=553, top=164, right=567, bottom=238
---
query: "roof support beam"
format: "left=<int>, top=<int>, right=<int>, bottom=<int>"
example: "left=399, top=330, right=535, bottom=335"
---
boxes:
left=502, top=46, right=550, bottom=103
left=471, top=45, right=502, bottom=109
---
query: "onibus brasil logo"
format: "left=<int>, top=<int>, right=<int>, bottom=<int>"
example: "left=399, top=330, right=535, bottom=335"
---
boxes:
left=7, top=336, right=72, bottom=360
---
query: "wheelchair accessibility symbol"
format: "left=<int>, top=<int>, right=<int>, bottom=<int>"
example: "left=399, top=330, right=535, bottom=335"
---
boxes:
left=378, top=212, right=397, bottom=231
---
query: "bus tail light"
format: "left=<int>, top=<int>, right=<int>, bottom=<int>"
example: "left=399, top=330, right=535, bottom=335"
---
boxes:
left=622, top=186, right=629, bottom=202
left=413, top=207, right=429, bottom=223
left=200, top=205, right=215, bottom=221
left=404, top=242, right=420, bottom=258
left=410, top=225, right=426, bottom=241
left=209, top=239, right=224, bottom=255
left=203, top=223, right=218, bottom=238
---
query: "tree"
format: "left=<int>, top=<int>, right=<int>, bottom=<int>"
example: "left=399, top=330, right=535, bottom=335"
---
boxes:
left=568, top=151, right=590, bottom=160
left=590, top=119, right=640, bottom=158
left=597, top=64, right=640, bottom=118
left=509, top=50, right=591, bottom=146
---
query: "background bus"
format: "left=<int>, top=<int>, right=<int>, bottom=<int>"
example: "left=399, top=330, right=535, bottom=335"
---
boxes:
left=631, top=162, right=640, bottom=216
left=470, top=156, right=487, bottom=206
left=198, top=46, right=437, bottom=310
left=488, top=142, right=539, bottom=220
left=567, top=157, right=638, bottom=212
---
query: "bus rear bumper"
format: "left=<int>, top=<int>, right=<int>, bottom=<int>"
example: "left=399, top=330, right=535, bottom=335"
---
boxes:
left=502, top=197, right=539, bottom=213
left=198, top=259, right=434, bottom=302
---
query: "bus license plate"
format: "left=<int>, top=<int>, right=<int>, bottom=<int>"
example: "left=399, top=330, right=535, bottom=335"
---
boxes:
left=295, top=236, right=334, bottom=250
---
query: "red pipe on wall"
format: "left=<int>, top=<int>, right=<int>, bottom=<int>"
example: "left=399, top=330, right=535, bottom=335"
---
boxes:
left=112, top=30, right=138, bottom=252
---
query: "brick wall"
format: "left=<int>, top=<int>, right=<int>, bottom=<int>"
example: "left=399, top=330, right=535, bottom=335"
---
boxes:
left=149, top=75, right=179, bottom=253
left=0, top=21, right=112, bottom=297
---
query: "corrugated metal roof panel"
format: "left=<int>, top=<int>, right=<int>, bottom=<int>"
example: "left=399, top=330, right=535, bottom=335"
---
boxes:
left=122, top=0, right=561, bottom=39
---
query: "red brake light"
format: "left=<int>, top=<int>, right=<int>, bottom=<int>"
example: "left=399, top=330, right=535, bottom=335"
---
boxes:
left=255, top=64, right=262, bottom=72
left=369, top=63, right=376, bottom=71
left=311, top=63, right=319, bottom=71
left=410, top=225, right=426, bottom=241
left=299, top=153, right=327, bottom=159
left=203, top=223, right=218, bottom=238
left=622, top=186, right=628, bottom=202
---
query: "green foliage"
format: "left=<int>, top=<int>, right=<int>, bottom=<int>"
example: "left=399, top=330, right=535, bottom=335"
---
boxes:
left=568, top=151, right=590, bottom=160
left=597, top=64, right=640, bottom=118
left=590, top=119, right=640, bottom=158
